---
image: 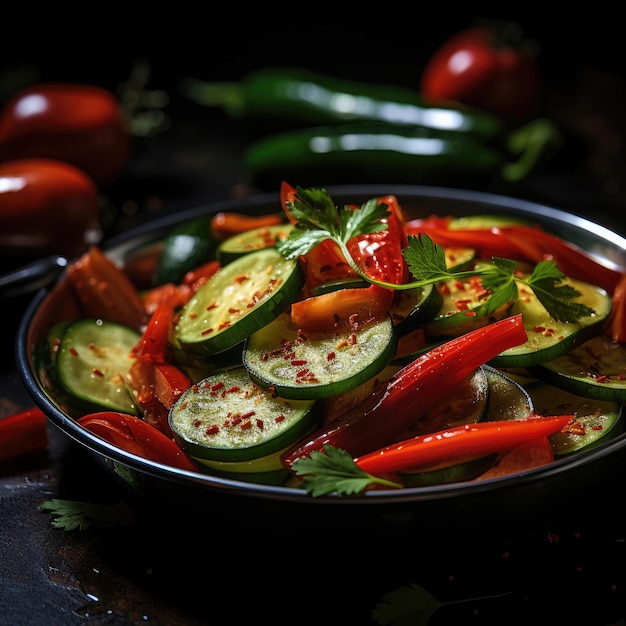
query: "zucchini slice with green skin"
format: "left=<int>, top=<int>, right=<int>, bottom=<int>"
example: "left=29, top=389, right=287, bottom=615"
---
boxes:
left=524, top=379, right=623, bottom=455
left=155, top=216, right=216, bottom=285
left=528, top=334, right=626, bottom=403
left=243, top=311, right=398, bottom=400
left=391, top=284, right=443, bottom=337
left=482, top=366, right=534, bottom=421
left=56, top=318, right=140, bottom=414
left=490, top=277, right=611, bottom=369
left=175, top=247, right=305, bottom=357
left=216, top=223, right=293, bottom=264
left=168, top=367, right=321, bottom=463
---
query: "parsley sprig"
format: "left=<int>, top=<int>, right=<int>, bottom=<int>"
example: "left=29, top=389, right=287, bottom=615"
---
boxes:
left=291, top=445, right=401, bottom=497
left=277, top=187, right=596, bottom=323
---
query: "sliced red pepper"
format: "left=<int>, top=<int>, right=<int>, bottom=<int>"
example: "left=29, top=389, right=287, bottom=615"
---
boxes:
left=210, top=210, right=283, bottom=241
left=282, top=313, right=528, bottom=466
left=67, top=245, right=146, bottom=331
left=473, top=435, right=555, bottom=480
left=78, top=411, right=197, bottom=471
left=347, top=194, right=409, bottom=286
left=290, top=284, right=393, bottom=333
left=0, top=407, right=48, bottom=463
left=127, top=358, right=191, bottom=436
left=131, top=301, right=175, bottom=363
left=405, top=218, right=622, bottom=294
left=181, top=259, right=221, bottom=290
left=354, top=416, right=570, bottom=476
left=604, top=271, right=626, bottom=343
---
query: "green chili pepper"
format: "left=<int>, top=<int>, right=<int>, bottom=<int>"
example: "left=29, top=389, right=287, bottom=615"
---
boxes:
left=242, top=121, right=504, bottom=188
left=181, top=66, right=505, bottom=141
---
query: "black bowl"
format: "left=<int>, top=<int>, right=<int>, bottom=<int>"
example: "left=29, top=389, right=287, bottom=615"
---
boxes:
left=15, top=185, right=626, bottom=534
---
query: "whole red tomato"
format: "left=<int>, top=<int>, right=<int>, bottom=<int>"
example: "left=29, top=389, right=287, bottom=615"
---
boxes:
left=0, top=158, right=102, bottom=259
left=420, top=23, right=541, bottom=125
left=0, top=83, right=132, bottom=186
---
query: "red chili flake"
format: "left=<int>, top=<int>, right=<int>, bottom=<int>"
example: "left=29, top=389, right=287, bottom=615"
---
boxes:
left=439, top=284, right=451, bottom=296
left=533, top=326, right=546, bottom=333
left=69, top=347, right=79, bottom=357
left=240, top=420, right=252, bottom=430
left=296, top=369, right=312, bottom=379
left=596, top=375, right=610, bottom=384
left=464, top=311, right=477, bottom=317
left=275, top=415, right=285, bottom=423
left=92, top=368, right=104, bottom=377
left=201, top=328, right=214, bottom=336
left=205, top=424, right=220, bottom=436
left=454, top=280, right=465, bottom=290
left=297, top=329, right=307, bottom=342
left=241, top=411, right=256, bottom=420
left=256, top=419, right=264, bottom=430
left=89, top=342, right=96, bottom=349
left=193, top=419, right=201, bottom=427
left=206, top=302, right=218, bottom=311
left=455, top=299, right=471, bottom=311
left=231, top=415, right=242, bottom=426
left=189, top=312, right=197, bottom=319
left=291, top=359, right=308, bottom=366
left=327, top=351, right=336, bottom=361
left=218, top=321, right=231, bottom=330
left=350, top=334, right=357, bottom=345
left=222, top=385, right=241, bottom=397
left=228, top=307, right=240, bottom=314
left=234, top=274, right=249, bottom=284
left=261, top=352, right=269, bottom=362
left=268, top=386, right=278, bottom=398
left=591, top=424, right=604, bottom=431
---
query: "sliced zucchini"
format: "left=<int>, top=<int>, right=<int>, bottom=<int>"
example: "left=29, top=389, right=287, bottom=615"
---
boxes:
left=390, top=284, right=443, bottom=337
left=443, top=246, right=476, bottom=271
left=56, top=318, right=140, bottom=414
left=216, top=223, right=293, bottom=264
left=168, top=367, right=321, bottom=463
left=154, top=216, right=216, bottom=285
left=528, top=334, right=626, bottom=403
left=312, top=277, right=370, bottom=296
left=448, top=214, right=533, bottom=229
left=425, top=260, right=511, bottom=338
left=175, top=247, right=304, bottom=357
left=490, top=276, right=611, bottom=369
left=524, top=379, right=623, bottom=455
left=243, top=311, right=398, bottom=400
left=482, top=366, right=533, bottom=421
left=401, top=454, right=497, bottom=487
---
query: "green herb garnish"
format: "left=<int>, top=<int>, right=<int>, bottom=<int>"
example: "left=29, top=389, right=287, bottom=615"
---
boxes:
left=277, top=186, right=596, bottom=323
left=291, top=445, right=400, bottom=497
left=40, top=498, right=137, bottom=531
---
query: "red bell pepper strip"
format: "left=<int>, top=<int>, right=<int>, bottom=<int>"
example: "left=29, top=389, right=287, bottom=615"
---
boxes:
left=78, top=411, right=197, bottom=471
left=346, top=194, right=409, bottom=286
left=354, top=415, right=571, bottom=476
left=131, top=301, right=175, bottom=363
left=405, top=218, right=622, bottom=294
left=604, top=271, right=626, bottom=343
left=209, top=210, right=283, bottom=241
left=282, top=313, right=528, bottom=466
left=0, top=407, right=48, bottom=463
left=67, top=245, right=147, bottom=331
left=290, top=283, right=393, bottom=333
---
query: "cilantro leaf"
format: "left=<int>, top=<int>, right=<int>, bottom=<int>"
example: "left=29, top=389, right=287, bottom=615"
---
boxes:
left=40, top=498, right=137, bottom=531
left=403, top=234, right=449, bottom=280
left=291, top=445, right=402, bottom=497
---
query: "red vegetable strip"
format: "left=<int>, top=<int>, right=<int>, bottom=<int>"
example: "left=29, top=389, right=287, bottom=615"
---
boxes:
left=79, top=412, right=197, bottom=471
left=605, top=272, right=626, bottom=343
left=354, top=415, right=571, bottom=476
left=0, top=407, right=48, bottom=463
left=282, top=313, right=528, bottom=466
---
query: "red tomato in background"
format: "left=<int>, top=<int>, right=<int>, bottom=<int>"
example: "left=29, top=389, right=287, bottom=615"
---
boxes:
left=0, top=83, right=132, bottom=186
left=420, top=23, right=541, bottom=125
left=0, top=158, right=102, bottom=259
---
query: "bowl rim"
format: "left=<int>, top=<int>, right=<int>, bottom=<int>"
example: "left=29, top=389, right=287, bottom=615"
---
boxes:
left=15, top=183, right=626, bottom=507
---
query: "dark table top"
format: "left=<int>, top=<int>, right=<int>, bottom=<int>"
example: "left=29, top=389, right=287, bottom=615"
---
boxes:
left=2, top=16, right=626, bottom=625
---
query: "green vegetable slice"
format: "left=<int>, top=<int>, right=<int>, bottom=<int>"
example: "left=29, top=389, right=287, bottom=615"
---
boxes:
left=56, top=318, right=139, bottom=414
left=490, top=277, right=611, bottom=369
left=175, top=247, right=304, bottom=357
left=155, top=216, right=216, bottom=285
left=524, top=379, right=623, bottom=454
left=528, top=334, right=626, bottom=402
left=243, top=311, right=397, bottom=400
left=168, top=367, right=321, bottom=463
left=216, top=223, right=293, bottom=264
